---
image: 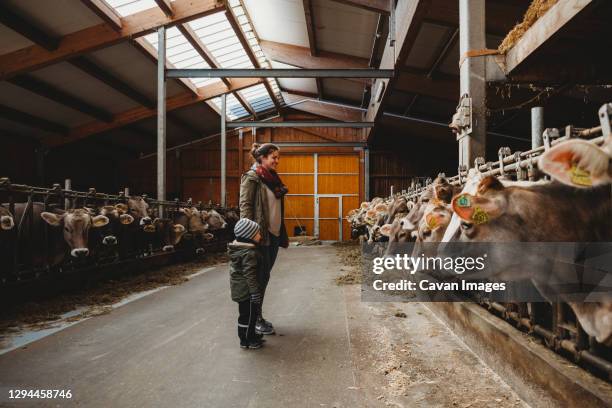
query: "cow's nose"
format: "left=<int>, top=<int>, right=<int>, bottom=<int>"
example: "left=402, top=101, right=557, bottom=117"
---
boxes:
left=71, top=248, right=89, bottom=258
left=222, top=222, right=227, bottom=229
left=103, top=235, right=117, bottom=246
left=195, top=247, right=205, bottom=254
left=163, top=245, right=174, bottom=252
left=140, top=217, right=152, bottom=226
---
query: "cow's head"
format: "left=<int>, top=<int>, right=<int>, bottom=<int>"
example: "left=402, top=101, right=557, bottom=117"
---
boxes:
left=450, top=176, right=511, bottom=242
left=99, top=204, right=135, bottom=245
left=539, top=139, right=612, bottom=188
left=41, top=209, right=109, bottom=257
left=152, top=218, right=187, bottom=251
left=416, top=202, right=453, bottom=244
left=128, top=197, right=152, bottom=227
left=0, top=206, right=15, bottom=231
left=178, top=207, right=209, bottom=235
left=202, top=209, right=227, bottom=230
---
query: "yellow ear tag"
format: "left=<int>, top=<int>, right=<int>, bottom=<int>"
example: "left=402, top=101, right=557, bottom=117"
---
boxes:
left=471, top=207, right=489, bottom=225
left=426, top=213, right=438, bottom=229
left=569, top=163, right=592, bottom=187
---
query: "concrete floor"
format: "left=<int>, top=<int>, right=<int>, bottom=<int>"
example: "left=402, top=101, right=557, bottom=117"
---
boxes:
left=0, top=245, right=527, bottom=408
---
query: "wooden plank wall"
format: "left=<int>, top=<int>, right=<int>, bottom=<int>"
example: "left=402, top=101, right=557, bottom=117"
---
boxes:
left=118, top=114, right=366, bottom=206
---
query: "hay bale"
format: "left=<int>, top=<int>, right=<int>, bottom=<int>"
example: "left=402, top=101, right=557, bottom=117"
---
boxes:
left=498, top=0, right=559, bottom=54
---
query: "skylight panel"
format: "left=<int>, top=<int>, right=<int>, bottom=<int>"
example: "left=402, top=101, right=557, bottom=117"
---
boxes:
left=211, top=93, right=249, bottom=120
left=105, top=0, right=158, bottom=17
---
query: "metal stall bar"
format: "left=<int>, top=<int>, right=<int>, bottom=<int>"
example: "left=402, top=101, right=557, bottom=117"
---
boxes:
left=157, top=26, right=167, bottom=218
left=531, top=106, right=544, bottom=149
left=220, top=93, right=227, bottom=207
left=166, top=68, right=394, bottom=78
left=226, top=121, right=374, bottom=128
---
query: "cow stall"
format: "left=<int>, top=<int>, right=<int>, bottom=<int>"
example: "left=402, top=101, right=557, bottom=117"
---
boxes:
left=350, top=102, right=612, bottom=383
left=0, top=178, right=237, bottom=288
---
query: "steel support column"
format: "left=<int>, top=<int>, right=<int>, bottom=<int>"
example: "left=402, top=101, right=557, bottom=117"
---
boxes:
left=531, top=106, right=544, bottom=149
left=157, top=26, right=167, bottom=217
left=364, top=147, right=370, bottom=201
left=220, top=93, right=227, bottom=207
left=458, top=0, right=486, bottom=166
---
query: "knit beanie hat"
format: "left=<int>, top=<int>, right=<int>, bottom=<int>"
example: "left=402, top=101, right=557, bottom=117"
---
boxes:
left=234, top=218, right=260, bottom=241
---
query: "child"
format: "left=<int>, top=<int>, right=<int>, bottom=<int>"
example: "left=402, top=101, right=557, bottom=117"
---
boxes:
left=228, top=218, right=265, bottom=349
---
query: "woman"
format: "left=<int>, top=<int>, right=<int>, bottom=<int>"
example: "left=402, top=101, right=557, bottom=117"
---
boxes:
left=239, top=143, right=289, bottom=335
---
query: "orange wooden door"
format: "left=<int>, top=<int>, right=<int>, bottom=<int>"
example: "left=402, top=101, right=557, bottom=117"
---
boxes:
left=318, top=196, right=340, bottom=240
left=318, top=154, right=360, bottom=241
left=277, top=153, right=360, bottom=241
left=277, top=154, right=315, bottom=238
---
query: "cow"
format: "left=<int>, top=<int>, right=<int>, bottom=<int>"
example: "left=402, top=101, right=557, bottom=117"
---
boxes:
left=151, top=218, right=186, bottom=252
left=89, top=204, right=135, bottom=259
left=127, top=196, right=152, bottom=228
left=9, top=203, right=109, bottom=269
left=448, top=175, right=612, bottom=344
left=173, top=207, right=214, bottom=254
left=202, top=209, right=227, bottom=231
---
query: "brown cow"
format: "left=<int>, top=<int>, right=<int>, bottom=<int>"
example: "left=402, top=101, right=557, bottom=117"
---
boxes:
left=202, top=209, right=227, bottom=231
left=450, top=176, right=612, bottom=344
left=0, top=206, right=15, bottom=231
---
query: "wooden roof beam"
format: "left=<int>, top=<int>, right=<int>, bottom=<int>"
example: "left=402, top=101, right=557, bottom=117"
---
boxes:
left=0, top=0, right=225, bottom=80
left=8, top=74, right=114, bottom=122
left=154, top=0, right=174, bottom=17
left=260, top=40, right=370, bottom=86
left=0, top=104, right=69, bottom=135
left=44, top=77, right=264, bottom=147
left=80, top=0, right=122, bottom=31
left=0, top=3, right=60, bottom=51
left=329, top=0, right=391, bottom=15
left=365, top=0, right=431, bottom=139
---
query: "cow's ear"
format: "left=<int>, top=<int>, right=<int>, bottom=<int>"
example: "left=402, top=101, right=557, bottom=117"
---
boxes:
left=539, top=139, right=611, bottom=188
left=374, top=204, right=387, bottom=212
left=173, top=224, right=186, bottom=234
left=379, top=224, right=393, bottom=236
left=92, top=215, right=109, bottom=228
left=120, top=214, right=134, bottom=225
left=41, top=212, right=62, bottom=226
left=452, top=193, right=505, bottom=225
left=360, top=202, right=369, bottom=209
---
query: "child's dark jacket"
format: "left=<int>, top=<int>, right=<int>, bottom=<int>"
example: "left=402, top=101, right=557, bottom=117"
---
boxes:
left=228, top=240, right=263, bottom=302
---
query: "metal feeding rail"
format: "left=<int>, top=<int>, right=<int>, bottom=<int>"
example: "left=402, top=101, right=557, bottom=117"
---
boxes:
left=398, top=118, right=610, bottom=201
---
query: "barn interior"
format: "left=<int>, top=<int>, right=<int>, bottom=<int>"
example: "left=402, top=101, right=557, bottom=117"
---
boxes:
left=0, top=0, right=611, bottom=407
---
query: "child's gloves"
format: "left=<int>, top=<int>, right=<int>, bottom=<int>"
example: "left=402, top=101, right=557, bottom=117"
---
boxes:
left=250, top=292, right=262, bottom=304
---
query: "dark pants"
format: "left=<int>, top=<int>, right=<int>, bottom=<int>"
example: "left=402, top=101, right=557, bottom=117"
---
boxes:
left=238, top=298, right=261, bottom=343
left=259, top=233, right=280, bottom=317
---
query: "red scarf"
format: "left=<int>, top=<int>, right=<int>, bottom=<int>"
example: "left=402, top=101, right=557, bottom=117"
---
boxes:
left=256, top=165, right=288, bottom=198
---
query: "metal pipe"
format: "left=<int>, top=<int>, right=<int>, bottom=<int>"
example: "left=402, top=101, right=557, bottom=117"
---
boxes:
left=220, top=93, right=227, bottom=207
left=458, top=0, right=487, bottom=166
left=64, top=179, right=71, bottom=209
left=157, top=26, right=167, bottom=218
left=531, top=106, right=544, bottom=149
left=166, top=68, right=394, bottom=79
left=364, top=148, right=370, bottom=201
left=226, top=121, right=374, bottom=128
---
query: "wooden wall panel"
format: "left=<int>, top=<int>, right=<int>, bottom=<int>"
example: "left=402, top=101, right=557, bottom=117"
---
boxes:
left=318, top=175, right=359, bottom=195
left=285, top=196, right=314, bottom=218
left=318, top=155, right=360, bottom=173
left=285, top=219, right=314, bottom=237
left=319, top=219, right=339, bottom=241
